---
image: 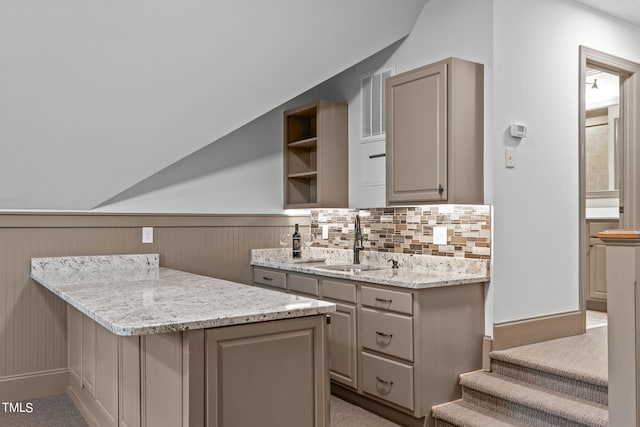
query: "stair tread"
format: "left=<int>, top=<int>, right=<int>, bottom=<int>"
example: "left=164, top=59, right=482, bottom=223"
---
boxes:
left=460, top=371, right=608, bottom=426
left=489, top=327, right=607, bottom=387
left=433, top=400, right=528, bottom=427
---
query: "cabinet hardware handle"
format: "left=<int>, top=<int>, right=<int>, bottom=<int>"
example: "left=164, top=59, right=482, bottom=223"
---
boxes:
left=262, top=277, right=273, bottom=281
left=375, top=297, right=392, bottom=303
left=438, top=184, right=444, bottom=194
left=375, top=331, right=393, bottom=338
left=376, top=376, right=394, bottom=386
left=369, top=153, right=386, bottom=159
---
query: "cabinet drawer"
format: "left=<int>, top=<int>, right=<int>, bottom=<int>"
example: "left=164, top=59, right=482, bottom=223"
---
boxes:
left=362, top=352, right=414, bottom=410
left=362, top=286, right=412, bottom=315
left=322, top=280, right=356, bottom=303
left=289, top=274, right=319, bottom=296
left=362, top=308, right=413, bottom=362
left=253, top=268, right=286, bottom=290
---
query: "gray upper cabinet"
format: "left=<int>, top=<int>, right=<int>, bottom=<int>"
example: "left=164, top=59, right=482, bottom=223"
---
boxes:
left=386, top=57, right=484, bottom=205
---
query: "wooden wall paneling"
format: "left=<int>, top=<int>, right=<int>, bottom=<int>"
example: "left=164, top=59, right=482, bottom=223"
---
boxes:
left=0, top=231, right=6, bottom=378
left=0, top=214, right=308, bottom=399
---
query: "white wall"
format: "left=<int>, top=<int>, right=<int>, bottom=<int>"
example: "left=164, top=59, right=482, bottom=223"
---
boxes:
left=98, top=0, right=640, bottom=331
left=0, top=0, right=425, bottom=210
left=491, top=0, right=640, bottom=323
left=98, top=0, right=495, bottom=214
left=96, top=69, right=357, bottom=213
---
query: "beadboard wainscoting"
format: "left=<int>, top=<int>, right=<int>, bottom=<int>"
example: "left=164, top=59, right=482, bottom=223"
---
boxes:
left=0, top=213, right=308, bottom=401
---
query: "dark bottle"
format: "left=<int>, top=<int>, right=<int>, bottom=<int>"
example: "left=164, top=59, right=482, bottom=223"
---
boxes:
left=292, top=224, right=302, bottom=258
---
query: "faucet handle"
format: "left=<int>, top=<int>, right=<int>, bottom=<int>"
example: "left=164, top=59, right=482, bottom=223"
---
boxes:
left=388, top=259, right=399, bottom=269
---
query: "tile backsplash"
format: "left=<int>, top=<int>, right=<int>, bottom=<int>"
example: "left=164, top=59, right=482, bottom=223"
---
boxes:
left=309, top=205, right=491, bottom=259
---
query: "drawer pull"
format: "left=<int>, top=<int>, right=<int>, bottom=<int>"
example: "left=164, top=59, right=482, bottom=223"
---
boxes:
left=376, top=376, right=394, bottom=386
left=375, top=297, right=392, bottom=304
left=262, top=277, right=273, bottom=281
left=375, top=331, right=393, bottom=339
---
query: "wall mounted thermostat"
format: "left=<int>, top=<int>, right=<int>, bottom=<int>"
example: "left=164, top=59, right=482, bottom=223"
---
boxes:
left=510, top=123, right=528, bottom=138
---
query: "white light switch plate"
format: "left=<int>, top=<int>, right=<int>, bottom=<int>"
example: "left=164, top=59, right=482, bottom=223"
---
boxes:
left=433, top=226, right=448, bottom=245
left=505, top=147, right=515, bottom=168
left=142, top=227, right=153, bottom=244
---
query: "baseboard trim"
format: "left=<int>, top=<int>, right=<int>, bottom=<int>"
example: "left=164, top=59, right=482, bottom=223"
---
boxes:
left=330, top=383, right=424, bottom=427
left=482, top=335, right=492, bottom=371
left=0, top=369, right=69, bottom=401
left=492, top=310, right=585, bottom=351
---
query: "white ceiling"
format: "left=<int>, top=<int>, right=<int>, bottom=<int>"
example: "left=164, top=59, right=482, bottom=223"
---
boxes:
left=573, top=0, right=640, bottom=27
left=585, top=68, right=620, bottom=110
left=0, top=0, right=427, bottom=210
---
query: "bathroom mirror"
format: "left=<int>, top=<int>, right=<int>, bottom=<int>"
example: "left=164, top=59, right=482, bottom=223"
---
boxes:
left=585, top=67, right=620, bottom=198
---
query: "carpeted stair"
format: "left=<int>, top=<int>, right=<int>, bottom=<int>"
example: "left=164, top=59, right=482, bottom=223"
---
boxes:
left=432, top=327, right=608, bottom=426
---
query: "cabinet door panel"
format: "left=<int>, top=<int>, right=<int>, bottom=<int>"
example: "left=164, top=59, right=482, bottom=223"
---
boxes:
left=119, top=336, right=141, bottom=427
left=387, top=62, right=447, bottom=203
left=206, top=317, right=324, bottom=427
left=589, top=242, right=608, bottom=301
left=328, top=303, right=357, bottom=389
left=95, top=324, right=118, bottom=426
left=68, top=306, right=82, bottom=385
left=82, top=317, right=96, bottom=396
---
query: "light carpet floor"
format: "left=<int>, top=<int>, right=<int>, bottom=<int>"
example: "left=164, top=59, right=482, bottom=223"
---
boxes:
left=0, top=394, right=88, bottom=427
left=0, top=394, right=398, bottom=426
left=490, top=325, right=608, bottom=387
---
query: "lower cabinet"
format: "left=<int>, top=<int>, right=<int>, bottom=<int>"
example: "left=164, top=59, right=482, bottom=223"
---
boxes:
left=68, top=307, right=137, bottom=427
left=68, top=304, right=328, bottom=427
left=252, top=267, right=485, bottom=425
left=206, top=316, right=327, bottom=427
left=586, top=220, right=618, bottom=311
left=327, top=302, right=357, bottom=389
left=322, top=279, right=357, bottom=390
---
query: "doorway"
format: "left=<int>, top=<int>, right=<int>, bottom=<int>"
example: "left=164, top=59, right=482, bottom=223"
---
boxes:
left=579, top=46, right=640, bottom=324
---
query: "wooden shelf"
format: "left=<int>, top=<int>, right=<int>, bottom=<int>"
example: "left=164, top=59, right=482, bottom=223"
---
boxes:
left=288, top=171, right=318, bottom=179
left=288, top=137, right=318, bottom=149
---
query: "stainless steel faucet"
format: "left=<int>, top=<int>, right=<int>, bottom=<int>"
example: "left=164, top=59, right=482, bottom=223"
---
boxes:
left=353, top=214, right=364, bottom=264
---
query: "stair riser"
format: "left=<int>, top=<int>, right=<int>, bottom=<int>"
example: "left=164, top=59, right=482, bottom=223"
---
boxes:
left=463, top=387, right=606, bottom=427
left=492, top=359, right=608, bottom=406
left=434, top=420, right=457, bottom=427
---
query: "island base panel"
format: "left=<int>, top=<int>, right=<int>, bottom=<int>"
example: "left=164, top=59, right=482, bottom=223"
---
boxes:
left=206, top=316, right=328, bottom=427
left=67, top=306, right=328, bottom=427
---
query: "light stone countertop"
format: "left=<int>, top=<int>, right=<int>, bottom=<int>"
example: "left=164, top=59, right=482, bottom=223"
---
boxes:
left=31, top=254, right=335, bottom=336
left=251, top=248, right=490, bottom=289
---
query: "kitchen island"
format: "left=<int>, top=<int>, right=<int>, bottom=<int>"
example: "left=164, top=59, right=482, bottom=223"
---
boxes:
left=31, top=254, right=335, bottom=427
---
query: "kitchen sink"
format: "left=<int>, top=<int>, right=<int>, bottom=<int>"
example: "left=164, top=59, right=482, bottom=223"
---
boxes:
left=314, top=264, right=386, bottom=273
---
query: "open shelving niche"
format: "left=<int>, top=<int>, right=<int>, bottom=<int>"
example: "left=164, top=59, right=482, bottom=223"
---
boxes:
left=283, top=101, right=347, bottom=208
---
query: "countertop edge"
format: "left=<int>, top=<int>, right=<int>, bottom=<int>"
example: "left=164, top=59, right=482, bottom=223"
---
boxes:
left=31, top=269, right=336, bottom=336
left=250, top=261, right=490, bottom=289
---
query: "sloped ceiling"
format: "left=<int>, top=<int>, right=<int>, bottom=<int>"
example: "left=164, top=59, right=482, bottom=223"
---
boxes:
left=0, top=0, right=427, bottom=210
left=573, top=0, right=640, bottom=27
